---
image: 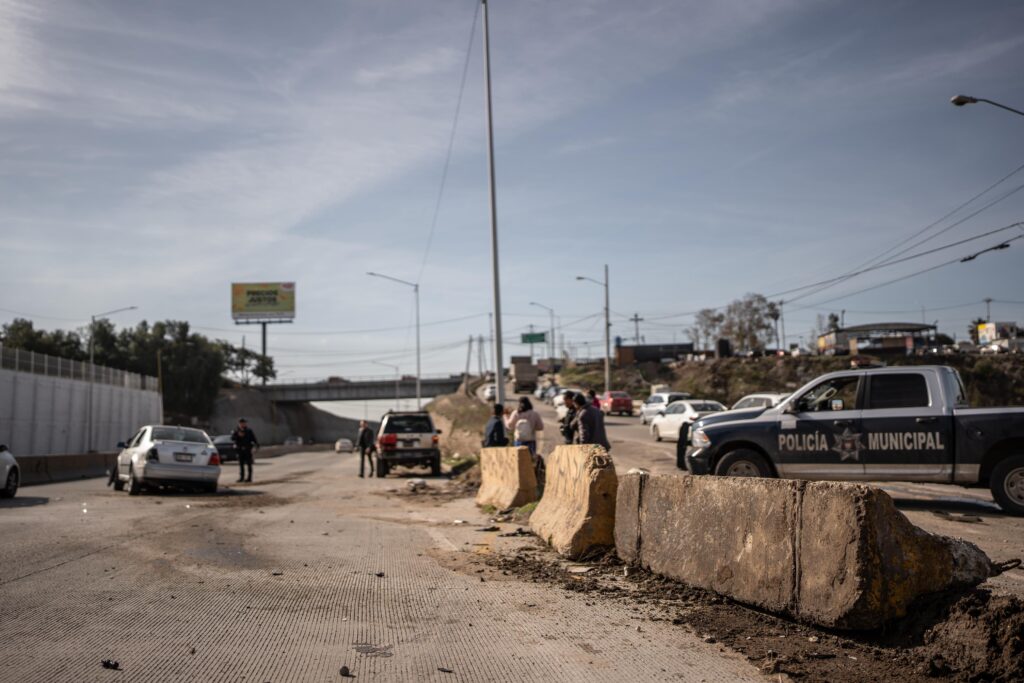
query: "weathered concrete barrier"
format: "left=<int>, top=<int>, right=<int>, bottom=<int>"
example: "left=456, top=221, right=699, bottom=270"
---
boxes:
left=18, top=453, right=117, bottom=485
left=530, top=445, right=617, bottom=559
left=475, top=446, right=538, bottom=509
left=616, top=473, right=995, bottom=629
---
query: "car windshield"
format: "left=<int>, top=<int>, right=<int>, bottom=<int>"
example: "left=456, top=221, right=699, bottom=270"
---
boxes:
left=689, top=401, right=725, bottom=412
left=152, top=427, right=210, bottom=444
left=384, top=415, right=434, bottom=433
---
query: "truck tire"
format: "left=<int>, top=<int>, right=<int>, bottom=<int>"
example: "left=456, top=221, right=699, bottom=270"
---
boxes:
left=430, top=453, right=442, bottom=477
left=714, top=449, right=773, bottom=478
left=990, top=455, right=1024, bottom=516
left=376, top=462, right=389, bottom=478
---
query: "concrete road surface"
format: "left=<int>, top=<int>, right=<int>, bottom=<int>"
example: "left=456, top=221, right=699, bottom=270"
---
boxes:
left=527, top=391, right=1024, bottom=597
left=0, top=451, right=762, bottom=682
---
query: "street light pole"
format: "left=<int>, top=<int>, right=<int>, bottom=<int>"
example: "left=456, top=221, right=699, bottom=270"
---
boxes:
left=482, top=0, right=506, bottom=406
left=373, top=360, right=400, bottom=411
left=951, top=94, right=1024, bottom=118
left=367, top=272, right=421, bottom=408
left=529, top=301, right=556, bottom=366
left=576, top=265, right=611, bottom=392
left=87, top=305, right=137, bottom=453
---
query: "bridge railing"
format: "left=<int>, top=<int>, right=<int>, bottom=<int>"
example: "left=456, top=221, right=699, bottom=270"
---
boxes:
left=262, top=373, right=463, bottom=387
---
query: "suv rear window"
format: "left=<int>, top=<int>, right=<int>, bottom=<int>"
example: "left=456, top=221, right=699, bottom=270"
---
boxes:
left=383, top=415, right=434, bottom=433
left=868, top=374, right=930, bottom=409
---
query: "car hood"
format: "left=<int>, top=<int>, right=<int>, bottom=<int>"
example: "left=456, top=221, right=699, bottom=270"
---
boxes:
left=693, top=407, right=765, bottom=430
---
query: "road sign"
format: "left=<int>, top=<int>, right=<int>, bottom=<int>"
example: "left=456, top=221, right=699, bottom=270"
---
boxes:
left=521, top=332, right=546, bottom=344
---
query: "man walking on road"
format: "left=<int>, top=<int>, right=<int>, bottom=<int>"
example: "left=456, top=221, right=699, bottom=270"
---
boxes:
left=573, top=393, right=611, bottom=451
left=231, top=418, right=259, bottom=483
left=356, top=420, right=376, bottom=478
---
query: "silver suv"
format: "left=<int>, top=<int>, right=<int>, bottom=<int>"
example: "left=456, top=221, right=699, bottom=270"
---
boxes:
left=376, top=411, right=442, bottom=477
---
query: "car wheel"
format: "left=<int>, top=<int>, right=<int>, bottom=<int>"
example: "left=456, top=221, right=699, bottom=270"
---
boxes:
left=127, top=466, right=142, bottom=496
left=714, top=449, right=773, bottom=478
left=1, top=468, right=18, bottom=499
left=653, top=426, right=661, bottom=442
left=990, top=455, right=1024, bottom=516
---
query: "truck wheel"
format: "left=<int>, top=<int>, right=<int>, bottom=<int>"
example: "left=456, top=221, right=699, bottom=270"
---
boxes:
left=430, top=455, right=442, bottom=477
left=376, top=462, right=389, bottom=478
left=990, top=455, right=1024, bottom=516
left=714, top=449, right=773, bottom=478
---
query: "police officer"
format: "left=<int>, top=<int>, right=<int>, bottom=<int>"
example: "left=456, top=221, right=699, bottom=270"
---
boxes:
left=231, top=418, right=259, bottom=483
left=356, top=420, right=376, bottom=478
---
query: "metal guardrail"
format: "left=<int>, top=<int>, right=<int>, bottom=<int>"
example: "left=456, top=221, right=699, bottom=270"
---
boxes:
left=0, top=344, right=159, bottom=392
left=262, top=373, right=462, bottom=387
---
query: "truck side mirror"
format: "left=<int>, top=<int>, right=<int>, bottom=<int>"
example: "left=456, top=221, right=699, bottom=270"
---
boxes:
left=0, top=444, right=7, bottom=452
left=830, top=399, right=845, bottom=411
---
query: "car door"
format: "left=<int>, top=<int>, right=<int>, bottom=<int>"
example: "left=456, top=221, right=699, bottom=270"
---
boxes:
left=860, top=372, right=953, bottom=481
left=644, top=395, right=664, bottom=420
left=776, top=373, right=867, bottom=480
left=661, top=403, right=686, bottom=439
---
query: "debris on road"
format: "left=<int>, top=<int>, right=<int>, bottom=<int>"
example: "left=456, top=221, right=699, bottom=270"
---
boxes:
left=438, top=667, right=454, bottom=673
left=407, top=479, right=428, bottom=492
left=498, top=527, right=531, bottom=537
left=374, top=572, right=385, bottom=578
left=100, top=659, right=120, bottom=670
left=339, top=665, right=354, bottom=677
left=476, top=525, right=500, bottom=532
left=271, top=570, right=283, bottom=576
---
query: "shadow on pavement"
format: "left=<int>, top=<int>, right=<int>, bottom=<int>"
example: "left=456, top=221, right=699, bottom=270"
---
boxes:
left=0, top=496, right=49, bottom=508
left=892, top=496, right=1004, bottom=517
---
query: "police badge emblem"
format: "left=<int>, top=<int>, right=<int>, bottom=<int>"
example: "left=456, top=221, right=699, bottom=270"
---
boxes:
left=832, top=428, right=864, bottom=462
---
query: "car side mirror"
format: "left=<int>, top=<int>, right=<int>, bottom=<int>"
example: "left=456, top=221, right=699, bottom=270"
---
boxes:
left=830, top=399, right=845, bottom=411
left=0, top=444, right=7, bottom=452
left=117, top=441, right=127, bottom=449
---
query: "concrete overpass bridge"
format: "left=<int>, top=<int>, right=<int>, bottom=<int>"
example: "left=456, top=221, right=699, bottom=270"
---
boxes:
left=258, top=375, right=463, bottom=403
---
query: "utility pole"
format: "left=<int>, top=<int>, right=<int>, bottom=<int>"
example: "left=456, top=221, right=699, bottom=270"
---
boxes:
left=528, top=323, right=535, bottom=361
left=984, top=297, right=993, bottom=321
left=482, top=0, right=505, bottom=405
left=464, top=335, right=473, bottom=387
left=629, top=312, right=643, bottom=344
left=604, top=264, right=610, bottom=392
left=779, top=300, right=787, bottom=353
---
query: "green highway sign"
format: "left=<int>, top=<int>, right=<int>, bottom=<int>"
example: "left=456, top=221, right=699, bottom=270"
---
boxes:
left=521, top=332, right=546, bottom=344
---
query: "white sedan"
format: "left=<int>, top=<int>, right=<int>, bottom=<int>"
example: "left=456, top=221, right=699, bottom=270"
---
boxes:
left=1, top=444, right=19, bottom=499
left=113, top=425, right=221, bottom=495
left=334, top=438, right=355, bottom=453
left=649, top=400, right=727, bottom=442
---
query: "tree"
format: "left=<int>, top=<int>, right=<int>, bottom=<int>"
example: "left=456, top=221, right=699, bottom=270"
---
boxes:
left=690, top=308, right=725, bottom=351
left=720, top=294, right=776, bottom=353
left=224, top=345, right=277, bottom=386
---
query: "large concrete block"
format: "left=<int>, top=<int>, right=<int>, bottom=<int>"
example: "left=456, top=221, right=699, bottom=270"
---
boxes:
left=616, top=473, right=995, bottom=629
left=475, top=446, right=538, bottom=510
left=530, top=445, right=617, bottom=559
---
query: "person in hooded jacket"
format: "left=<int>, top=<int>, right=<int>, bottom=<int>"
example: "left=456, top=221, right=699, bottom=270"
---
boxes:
left=504, top=396, right=544, bottom=457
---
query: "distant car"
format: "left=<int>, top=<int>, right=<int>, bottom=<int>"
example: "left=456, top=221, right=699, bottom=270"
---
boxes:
left=599, top=391, right=634, bottom=416
left=639, top=392, right=692, bottom=425
left=212, top=434, right=237, bottom=462
left=113, top=425, right=220, bottom=495
left=283, top=436, right=304, bottom=446
left=334, top=438, right=354, bottom=453
left=376, top=411, right=442, bottom=478
left=482, top=384, right=497, bottom=401
left=730, top=393, right=789, bottom=411
left=1, top=444, right=19, bottom=499
left=649, top=400, right=726, bottom=442
left=543, top=385, right=562, bottom=404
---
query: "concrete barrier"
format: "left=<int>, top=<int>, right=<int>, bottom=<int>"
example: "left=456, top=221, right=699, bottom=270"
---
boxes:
left=530, top=445, right=617, bottom=559
left=475, top=446, right=538, bottom=509
left=18, top=452, right=117, bottom=485
left=616, top=473, right=995, bottom=629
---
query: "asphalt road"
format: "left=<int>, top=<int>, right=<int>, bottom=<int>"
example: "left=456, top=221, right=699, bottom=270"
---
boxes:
left=523, top=391, right=1024, bottom=596
left=0, top=451, right=762, bottom=682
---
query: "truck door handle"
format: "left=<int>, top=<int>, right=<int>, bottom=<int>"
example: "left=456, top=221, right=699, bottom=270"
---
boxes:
left=915, top=417, right=937, bottom=424
left=833, top=420, right=852, bottom=427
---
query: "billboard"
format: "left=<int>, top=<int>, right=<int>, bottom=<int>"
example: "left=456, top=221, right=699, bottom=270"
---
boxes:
left=231, top=282, right=295, bottom=320
left=977, top=323, right=996, bottom=345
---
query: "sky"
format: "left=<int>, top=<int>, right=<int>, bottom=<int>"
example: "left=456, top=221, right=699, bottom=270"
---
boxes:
left=2, top=0, right=1024, bottom=381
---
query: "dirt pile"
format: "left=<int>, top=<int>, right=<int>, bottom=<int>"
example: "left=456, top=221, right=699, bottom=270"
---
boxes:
left=484, top=545, right=1024, bottom=682
left=425, top=389, right=490, bottom=459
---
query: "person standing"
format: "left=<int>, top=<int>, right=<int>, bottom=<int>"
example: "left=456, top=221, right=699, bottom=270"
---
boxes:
left=231, top=418, right=259, bottom=483
left=573, top=393, right=610, bottom=450
left=559, top=391, right=578, bottom=444
left=587, top=389, right=601, bottom=410
left=356, top=420, right=376, bottom=478
left=483, top=404, right=509, bottom=447
left=505, top=396, right=544, bottom=457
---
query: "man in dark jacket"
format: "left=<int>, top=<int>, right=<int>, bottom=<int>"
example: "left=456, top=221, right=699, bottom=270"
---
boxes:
left=231, top=418, right=259, bottom=482
left=559, top=392, right=578, bottom=444
left=483, top=404, right=509, bottom=447
left=572, top=393, right=610, bottom=450
left=356, top=420, right=376, bottom=478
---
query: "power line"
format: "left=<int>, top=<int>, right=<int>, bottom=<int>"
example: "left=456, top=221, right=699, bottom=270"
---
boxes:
left=192, top=312, right=487, bottom=336
left=416, top=0, right=480, bottom=285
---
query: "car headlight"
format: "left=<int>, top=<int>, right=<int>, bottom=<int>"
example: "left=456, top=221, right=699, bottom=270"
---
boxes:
left=691, top=429, right=711, bottom=448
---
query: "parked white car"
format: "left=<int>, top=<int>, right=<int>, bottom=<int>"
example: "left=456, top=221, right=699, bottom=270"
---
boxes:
left=1, top=444, right=19, bottom=499
left=639, top=391, right=692, bottom=425
left=649, top=400, right=726, bottom=442
left=113, top=425, right=220, bottom=495
left=334, top=438, right=354, bottom=453
left=730, top=393, right=789, bottom=411
left=482, top=384, right=497, bottom=401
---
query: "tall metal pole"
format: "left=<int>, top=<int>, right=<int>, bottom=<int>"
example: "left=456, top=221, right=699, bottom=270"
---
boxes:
left=984, top=297, right=993, bottom=321
left=414, top=283, right=421, bottom=408
left=603, top=264, right=611, bottom=393
left=780, top=300, right=787, bottom=353
left=88, top=316, right=95, bottom=453
left=482, top=0, right=505, bottom=406
left=261, top=322, right=268, bottom=386
left=548, top=309, right=554, bottom=362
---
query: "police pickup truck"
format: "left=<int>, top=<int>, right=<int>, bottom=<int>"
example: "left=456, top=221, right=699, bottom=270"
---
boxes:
left=684, top=365, right=1024, bottom=515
